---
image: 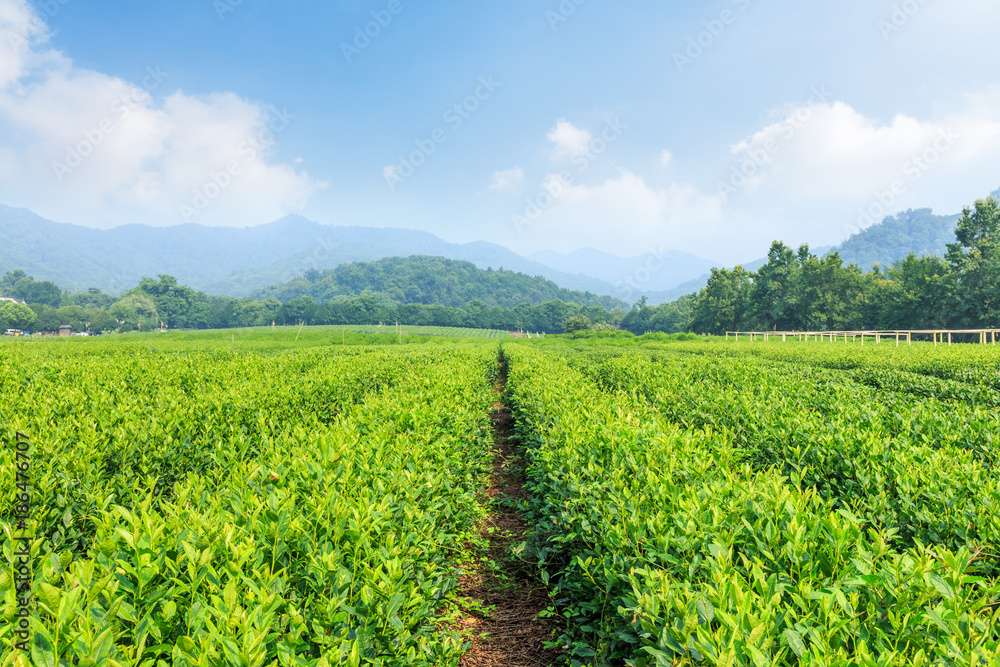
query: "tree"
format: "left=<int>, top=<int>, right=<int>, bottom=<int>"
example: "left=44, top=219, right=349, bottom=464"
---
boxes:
left=11, top=277, right=63, bottom=307
left=621, top=296, right=654, bottom=334
left=0, top=301, right=37, bottom=331
left=110, top=293, right=159, bottom=331
left=946, top=196, right=1000, bottom=326
left=65, top=288, right=117, bottom=310
left=0, top=270, right=27, bottom=295
left=651, top=293, right=696, bottom=333
left=749, top=242, right=798, bottom=330
left=691, top=266, right=753, bottom=334
left=278, top=296, right=319, bottom=325
left=563, top=314, right=592, bottom=332
left=881, top=254, right=953, bottom=329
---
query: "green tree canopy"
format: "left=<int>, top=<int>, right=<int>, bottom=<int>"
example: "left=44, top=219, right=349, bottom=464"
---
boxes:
left=0, top=301, right=36, bottom=331
left=946, top=196, right=1000, bottom=326
left=563, top=314, right=593, bottom=332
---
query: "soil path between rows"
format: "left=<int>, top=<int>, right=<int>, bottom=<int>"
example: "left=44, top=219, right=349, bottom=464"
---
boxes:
left=456, top=361, right=562, bottom=667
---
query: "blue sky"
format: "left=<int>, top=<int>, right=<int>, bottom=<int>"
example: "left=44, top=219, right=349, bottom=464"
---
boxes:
left=1, top=0, right=998, bottom=264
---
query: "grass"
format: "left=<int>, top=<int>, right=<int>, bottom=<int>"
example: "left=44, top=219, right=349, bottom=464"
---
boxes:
left=0, top=324, right=511, bottom=354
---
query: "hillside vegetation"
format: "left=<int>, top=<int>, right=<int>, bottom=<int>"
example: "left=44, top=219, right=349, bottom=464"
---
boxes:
left=255, top=256, right=624, bottom=310
left=622, top=192, right=1000, bottom=335
left=836, top=208, right=960, bottom=271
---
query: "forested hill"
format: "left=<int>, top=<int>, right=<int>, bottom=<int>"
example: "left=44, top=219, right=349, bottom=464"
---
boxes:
left=255, top=256, right=627, bottom=309
left=834, top=208, right=960, bottom=271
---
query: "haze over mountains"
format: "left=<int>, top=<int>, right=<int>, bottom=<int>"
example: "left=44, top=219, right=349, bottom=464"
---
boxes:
left=0, top=205, right=708, bottom=302
left=0, top=192, right=991, bottom=305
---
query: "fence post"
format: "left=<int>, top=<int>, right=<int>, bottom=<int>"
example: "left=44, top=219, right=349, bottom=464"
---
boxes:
left=949, top=332, right=952, bottom=346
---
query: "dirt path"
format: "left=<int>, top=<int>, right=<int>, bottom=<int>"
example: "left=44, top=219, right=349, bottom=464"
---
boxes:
left=455, top=364, right=562, bottom=667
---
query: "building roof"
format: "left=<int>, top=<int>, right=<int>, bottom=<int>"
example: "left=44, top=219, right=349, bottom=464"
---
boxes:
left=0, top=296, right=26, bottom=305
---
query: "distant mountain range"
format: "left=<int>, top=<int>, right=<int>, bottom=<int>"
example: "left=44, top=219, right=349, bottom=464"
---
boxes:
left=529, top=247, right=717, bottom=293
left=0, top=206, right=687, bottom=301
left=1, top=189, right=993, bottom=306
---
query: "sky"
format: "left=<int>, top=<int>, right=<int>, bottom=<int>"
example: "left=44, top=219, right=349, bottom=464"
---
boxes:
left=0, top=0, right=999, bottom=265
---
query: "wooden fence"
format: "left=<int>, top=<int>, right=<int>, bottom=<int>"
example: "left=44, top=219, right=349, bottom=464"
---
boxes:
left=725, top=329, right=1000, bottom=347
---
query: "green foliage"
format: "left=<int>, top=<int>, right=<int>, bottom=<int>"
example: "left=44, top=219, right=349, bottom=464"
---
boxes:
left=0, top=270, right=27, bottom=294
left=837, top=208, right=959, bottom=272
left=0, top=340, right=499, bottom=664
left=641, top=191, right=1000, bottom=335
left=0, top=266, right=613, bottom=334
left=8, top=276, right=62, bottom=307
left=502, top=342, right=1000, bottom=665
left=563, top=314, right=593, bottom=332
left=109, top=293, right=160, bottom=331
left=946, top=197, right=1000, bottom=327
left=0, top=300, right=36, bottom=331
left=256, top=256, right=625, bottom=311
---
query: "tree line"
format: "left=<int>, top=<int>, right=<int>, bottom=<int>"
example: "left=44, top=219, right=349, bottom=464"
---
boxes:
left=0, top=272, right=623, bottom=335
left=6, top=193, right=995, bottom=337
left=620, top=195, right=1000, bottom=335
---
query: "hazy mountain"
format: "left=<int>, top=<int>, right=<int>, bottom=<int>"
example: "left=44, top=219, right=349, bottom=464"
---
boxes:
left=529, top=247, right=719, bottom=292
left=833, top=209, right=960, bottom=272
left=0, top=207, right=644, bottom=299
left=829, top=189, right=1000, bottom=272
left=4, top=188, right=988, bottom=306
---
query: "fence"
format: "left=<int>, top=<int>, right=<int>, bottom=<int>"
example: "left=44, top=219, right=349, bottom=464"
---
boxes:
left=725, top=329, right=1000, bottom=347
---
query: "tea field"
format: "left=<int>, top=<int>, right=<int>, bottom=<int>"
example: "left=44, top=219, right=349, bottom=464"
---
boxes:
left=1, top=332, right=999, bottom=665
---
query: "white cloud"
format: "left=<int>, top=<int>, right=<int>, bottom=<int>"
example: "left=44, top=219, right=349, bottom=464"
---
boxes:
left=546, top=119, right=591, bottom=160
left=659, top=149, right=672, bottom=166
left=518, top=169, right=723, bottom=257
left=0, top=0, right=46, bottom=89
left=716, top=93, right=1000, bottom=246
left=727, top=96, right=1000, bottom=199
left=509, top=90, right=1000, bottom=264
left=488, top=167, right=524, bottom=191
left=0, top=0, right=323, bottom=227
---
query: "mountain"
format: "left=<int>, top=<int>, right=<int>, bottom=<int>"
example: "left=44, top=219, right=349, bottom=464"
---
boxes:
left=528, top=248, right=719, bottom=293
left=831, top=189, right=1000, bottom=272
left=256, top=256, right=627, bottom=310
left=833, top=209, right=960, bottom=271
left=0, top=207, right=641, bottom=299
